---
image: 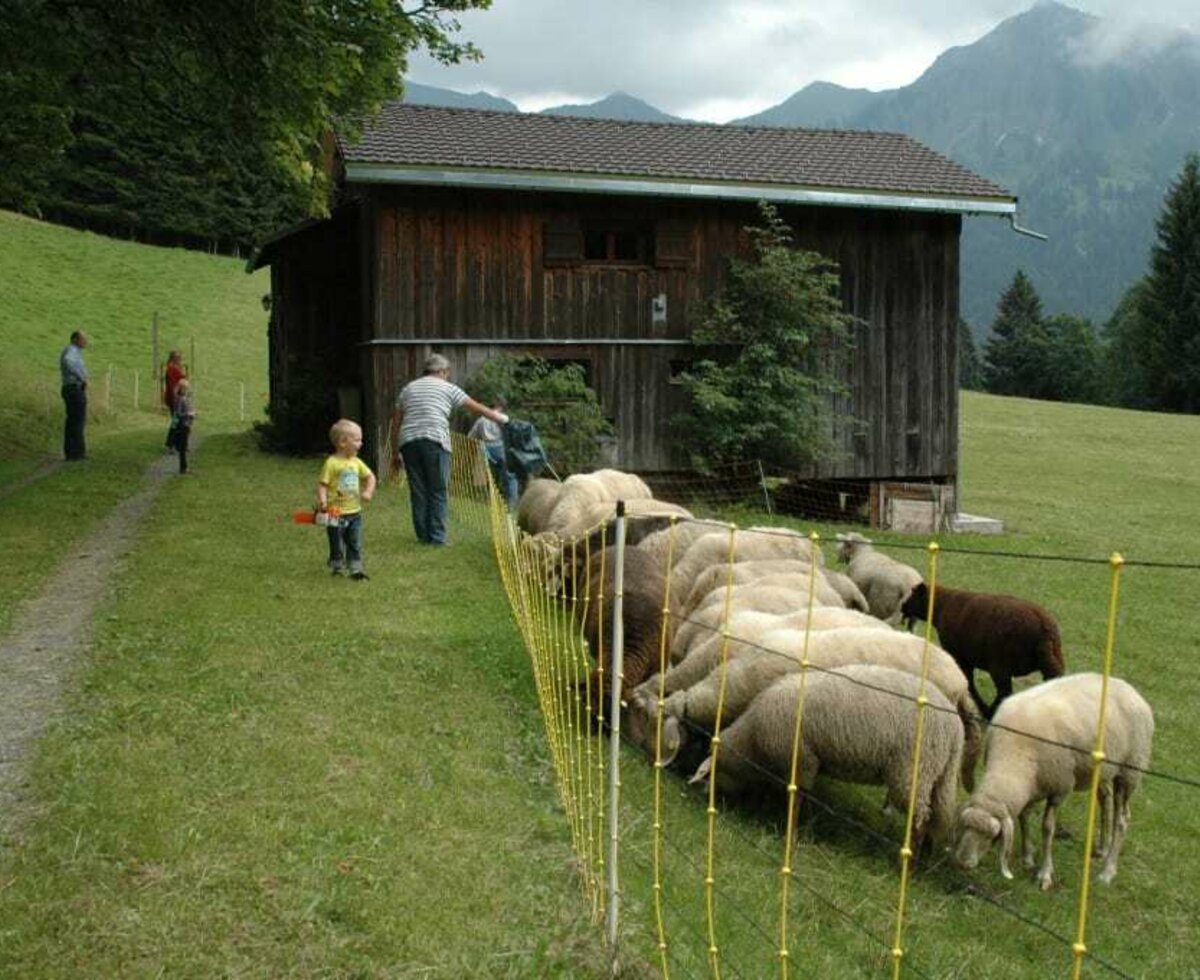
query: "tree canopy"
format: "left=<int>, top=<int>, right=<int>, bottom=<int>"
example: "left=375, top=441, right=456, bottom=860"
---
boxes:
left=0, top=0, right=490, bottom=249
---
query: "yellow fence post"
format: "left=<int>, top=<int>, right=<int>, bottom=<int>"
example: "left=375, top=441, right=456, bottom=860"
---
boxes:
left=1071, top=553, right=1124, bottom=980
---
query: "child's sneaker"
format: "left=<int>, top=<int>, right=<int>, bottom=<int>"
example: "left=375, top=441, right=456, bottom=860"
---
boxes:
left=330, top=564, right=346, bottom=577
left=350, top=571, right=369, bottom=581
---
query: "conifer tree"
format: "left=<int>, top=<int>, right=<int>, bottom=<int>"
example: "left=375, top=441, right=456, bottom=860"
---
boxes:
left=983, top=270, right=1049, bottom=397
left=958, top=320, right=983, bottom=390
left=1136, top=153, right=1200, bottom=413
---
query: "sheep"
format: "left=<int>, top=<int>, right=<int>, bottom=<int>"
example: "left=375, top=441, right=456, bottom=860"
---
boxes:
left=672, top=584, right=880, bottom=664
left=627, top=607, right=892, bottom=751
left=689, top=665, right=964, bottom=856
left=543, top=469, right=653, bottom=535
left=835, top=532, right=923, bottom=625
left=680, top=560, right=846, bottom=622
left=516, top=478, right=563, bottom=535
left=653, top=626, right=984, bottom=790
left=954, top=673, right=1153, bottom=891
left=578, top=544, right=672, bottom=720
left=899, top=582, right=1065, bottom=718
left=820, top=568, right=871, bottom=613
left=670, top=526, right=824, bottom=606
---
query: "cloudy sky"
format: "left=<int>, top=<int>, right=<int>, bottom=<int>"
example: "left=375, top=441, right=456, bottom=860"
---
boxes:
left=407, top=0, right=1196, bottom=122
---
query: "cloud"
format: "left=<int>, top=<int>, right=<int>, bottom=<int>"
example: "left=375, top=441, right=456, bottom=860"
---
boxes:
left=407, top=1, right=1197, bottom=121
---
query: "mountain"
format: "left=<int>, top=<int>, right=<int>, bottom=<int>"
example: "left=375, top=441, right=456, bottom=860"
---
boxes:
left=539, top=91, right=684, bottom=123
left=733, top=81, right=882, bottom=128
left=402, top=80, right=518, bottom=112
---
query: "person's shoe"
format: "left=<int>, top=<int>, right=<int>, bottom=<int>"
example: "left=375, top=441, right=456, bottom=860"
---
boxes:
left=350, top=571, right=369, bottom=581
left=331, top=566, right=346, bottom=577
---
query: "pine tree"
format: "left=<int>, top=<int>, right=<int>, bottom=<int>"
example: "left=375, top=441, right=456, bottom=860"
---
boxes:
left=983, top=270, right=1049, bottom=397
left=1136, top=153, right=1200, bottom=413
left=1043, top=313, right=1100, bottom=404
left=958, top=320, right=983, bottom=390
left=1101, top=281, right=1153, bottom=408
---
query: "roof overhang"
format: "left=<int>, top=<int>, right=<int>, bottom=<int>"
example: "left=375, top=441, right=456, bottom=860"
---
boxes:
left=343, top=162, right=1017, bottom=217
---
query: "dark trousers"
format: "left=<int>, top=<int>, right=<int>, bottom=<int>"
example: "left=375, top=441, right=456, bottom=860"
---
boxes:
left=62, top=385, right=87, bottom=460
left=174, top=424, right=191, bottom=473
left=400, top=438, right=451, bottom=544
left=326, top=513, right=364, bottom=572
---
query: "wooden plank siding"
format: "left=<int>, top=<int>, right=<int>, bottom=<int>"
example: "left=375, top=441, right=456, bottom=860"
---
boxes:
left=271, top=185, right=960, bottom=477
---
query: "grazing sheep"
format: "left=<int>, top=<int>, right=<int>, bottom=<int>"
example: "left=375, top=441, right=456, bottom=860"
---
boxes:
left=689, top=665, right=964, bottom=855
left=900, top=582, right=1065, bottom=718
left=517, top=478, right=563, bottom=535
left=835, top=532, right=923, bottom=625
left=680, top=560, right=845, bottom=622
left=544, top=469, right=653, bottom=535
left=954, top=673, right=1153, bottom=891
left=579, top=545, right=672, bottom=718
left=820, top=568, right=871, bottom=613
left=671, top=527, right=823, bottom=605
left=627, top=608, right=891, bottom=750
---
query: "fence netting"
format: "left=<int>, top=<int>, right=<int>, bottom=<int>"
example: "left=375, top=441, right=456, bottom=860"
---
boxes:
left=450, top=455, right=1192, bottom=979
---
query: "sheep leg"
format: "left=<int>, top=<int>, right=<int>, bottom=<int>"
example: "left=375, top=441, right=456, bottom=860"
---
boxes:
left=989, top=673, right=1014, bottom=717
left=1094, top=782, right=1112, bottom=859
left=1098, top=783, right=1131, bottom=885
left=965, top=670, right=992, bottom=719
left=1019, top=807, right=1037, bottom=869
left=1036, top=801, right=1058, bottom=891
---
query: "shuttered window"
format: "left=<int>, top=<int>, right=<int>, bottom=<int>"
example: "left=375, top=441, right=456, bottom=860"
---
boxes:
left=543, top=217, right=583, bottom=267
left=654, top=219, right=693, bottom=268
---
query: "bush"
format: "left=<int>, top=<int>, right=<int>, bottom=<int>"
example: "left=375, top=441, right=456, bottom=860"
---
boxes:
left=253, top=367, right=338, bottom=455
left=462, top=355, right=614, bottom=475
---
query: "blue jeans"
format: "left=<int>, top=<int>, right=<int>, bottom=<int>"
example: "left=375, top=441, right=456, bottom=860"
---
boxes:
left=401, top=438, right=451, bottom=544
left=327, top=512, right=364, bottom=573
left=484, top=442, right=519, bottom=507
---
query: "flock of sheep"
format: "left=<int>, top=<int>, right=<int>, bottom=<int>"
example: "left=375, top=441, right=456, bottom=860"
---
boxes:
left=516, top=469, right=1155, bottom=892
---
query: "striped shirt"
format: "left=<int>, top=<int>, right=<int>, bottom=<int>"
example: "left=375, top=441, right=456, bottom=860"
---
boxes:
left=397, top=375, right=468, bottom=451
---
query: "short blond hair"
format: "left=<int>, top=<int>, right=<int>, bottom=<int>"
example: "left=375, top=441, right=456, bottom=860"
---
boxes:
left=329, top=418, right=361, bottom=448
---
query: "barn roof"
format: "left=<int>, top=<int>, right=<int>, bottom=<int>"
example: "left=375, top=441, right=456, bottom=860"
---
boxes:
left=338, top=103, right=1016, bottom=216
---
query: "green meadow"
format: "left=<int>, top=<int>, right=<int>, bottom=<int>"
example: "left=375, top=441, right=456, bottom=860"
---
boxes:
left=1, top=212, right=1197, bottom=978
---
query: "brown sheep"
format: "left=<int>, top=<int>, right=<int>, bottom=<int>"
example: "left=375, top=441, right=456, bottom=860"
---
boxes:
left=899, top=582, right=1065, bottom=719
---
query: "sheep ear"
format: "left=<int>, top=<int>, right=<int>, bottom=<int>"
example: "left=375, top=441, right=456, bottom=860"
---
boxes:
left=689, top=756, right=713, bottom=786
left=999, top=814, right=1016, bottom=879
left=660, top=716, right=682, bottom=767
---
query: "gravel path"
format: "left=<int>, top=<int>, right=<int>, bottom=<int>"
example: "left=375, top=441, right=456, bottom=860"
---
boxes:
left=0, top=451, right=178, bottom=848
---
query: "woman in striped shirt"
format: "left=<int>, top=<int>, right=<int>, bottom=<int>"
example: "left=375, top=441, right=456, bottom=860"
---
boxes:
left=392, top=353, right=508, bottom=545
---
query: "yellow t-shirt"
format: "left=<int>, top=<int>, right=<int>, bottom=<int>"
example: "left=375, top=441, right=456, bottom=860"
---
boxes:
left=318, top=455, right=374, bottom=515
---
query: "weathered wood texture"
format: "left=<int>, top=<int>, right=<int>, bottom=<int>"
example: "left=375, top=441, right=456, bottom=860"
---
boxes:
left=275, top=186, right=960, bottom=477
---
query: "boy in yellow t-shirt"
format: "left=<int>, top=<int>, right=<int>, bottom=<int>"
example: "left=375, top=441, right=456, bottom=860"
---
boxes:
left=317, top=419, right=377, bottom=579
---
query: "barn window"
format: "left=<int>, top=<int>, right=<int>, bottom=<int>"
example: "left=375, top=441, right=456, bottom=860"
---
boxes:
left=654, top=219, right=693, bottom=268
left=543, top=217, right=583, bottom=267
left=581, top=220, right=652, bottom=264
left=668, top=359, right=692, bottom=386
left=545, top=356, right=594, bottom=389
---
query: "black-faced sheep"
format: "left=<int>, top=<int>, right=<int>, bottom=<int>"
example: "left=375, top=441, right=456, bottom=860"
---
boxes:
left=954, top=673, right=1153, bottom=891
left=835, top=532, right=923, bottom=625
left=900, top=582, right=1065, bottom=719
left=689, top=665, right=964, bottom=857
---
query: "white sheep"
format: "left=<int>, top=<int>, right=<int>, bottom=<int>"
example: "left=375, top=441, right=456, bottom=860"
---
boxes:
left=689, top=665, right=964, bottom=855
left=655, top=625, right=983, bottom=789
left=516, top=478, right=563, bottom=535
left=680, top=560, right=845, bottom=622
left=954, top=673, right=1153, bottom=891
left=835, top=532, right=923, bottom=625
left=819, top=568, right=871, bottom=613
left=670, top=526, right=823, bottom=606
left=543, top=469, right=653, bottom=535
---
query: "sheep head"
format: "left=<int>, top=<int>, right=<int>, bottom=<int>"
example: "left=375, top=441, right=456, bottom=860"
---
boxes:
left=834, top=531, right=871, bottom=564
left=954, top=801, right=1015, bottom=879
left=898, top=582, right=931, bottom=627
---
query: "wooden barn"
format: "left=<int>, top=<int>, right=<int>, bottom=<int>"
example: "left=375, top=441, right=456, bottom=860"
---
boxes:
left=252, top=103, right=1016, bottom=507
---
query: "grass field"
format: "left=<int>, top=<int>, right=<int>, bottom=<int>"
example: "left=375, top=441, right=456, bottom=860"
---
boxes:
left=1, top=214, right=1198, bottom=977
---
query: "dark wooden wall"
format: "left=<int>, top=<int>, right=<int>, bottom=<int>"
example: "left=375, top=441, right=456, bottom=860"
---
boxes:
left=274, top=185, right=961, bottom=477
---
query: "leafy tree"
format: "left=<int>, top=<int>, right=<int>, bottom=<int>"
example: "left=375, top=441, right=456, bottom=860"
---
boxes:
left=463, top=354, right=614, bottom=475
left=983, top=270, right=1050, bottom=397
left=1134, top=153, right=1200, bottom=413
left=959, top=320, right=984, bottom=391
left=1043, top=313, right=1100, bottom=404
left=673, top=202, right=855, bottom=471
left=0, top=0, right=490, bottom=247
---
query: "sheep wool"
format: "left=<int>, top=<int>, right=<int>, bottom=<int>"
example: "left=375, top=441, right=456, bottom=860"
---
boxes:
left=955, top=673, right=1153, bottom=891
left=835, top=532, right=924, bottom=625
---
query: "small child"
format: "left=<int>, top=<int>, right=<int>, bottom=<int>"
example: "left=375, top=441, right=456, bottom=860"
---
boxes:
left=170, top=378, right=197, bottom=474
left=317, top=419, right=376, bottom=580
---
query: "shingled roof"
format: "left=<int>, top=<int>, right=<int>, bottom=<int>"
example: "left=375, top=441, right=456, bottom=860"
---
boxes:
left=339, top=103, right=1015, bottom=213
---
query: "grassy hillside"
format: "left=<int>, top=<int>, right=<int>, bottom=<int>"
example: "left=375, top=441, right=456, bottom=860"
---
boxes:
left=0, top=210, right=268, bottom=481
left=1, top=218, right=1198, bottom=976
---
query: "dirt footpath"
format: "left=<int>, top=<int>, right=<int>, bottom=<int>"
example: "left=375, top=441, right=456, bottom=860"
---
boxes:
left=0, top=452, right=178, bottom=848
